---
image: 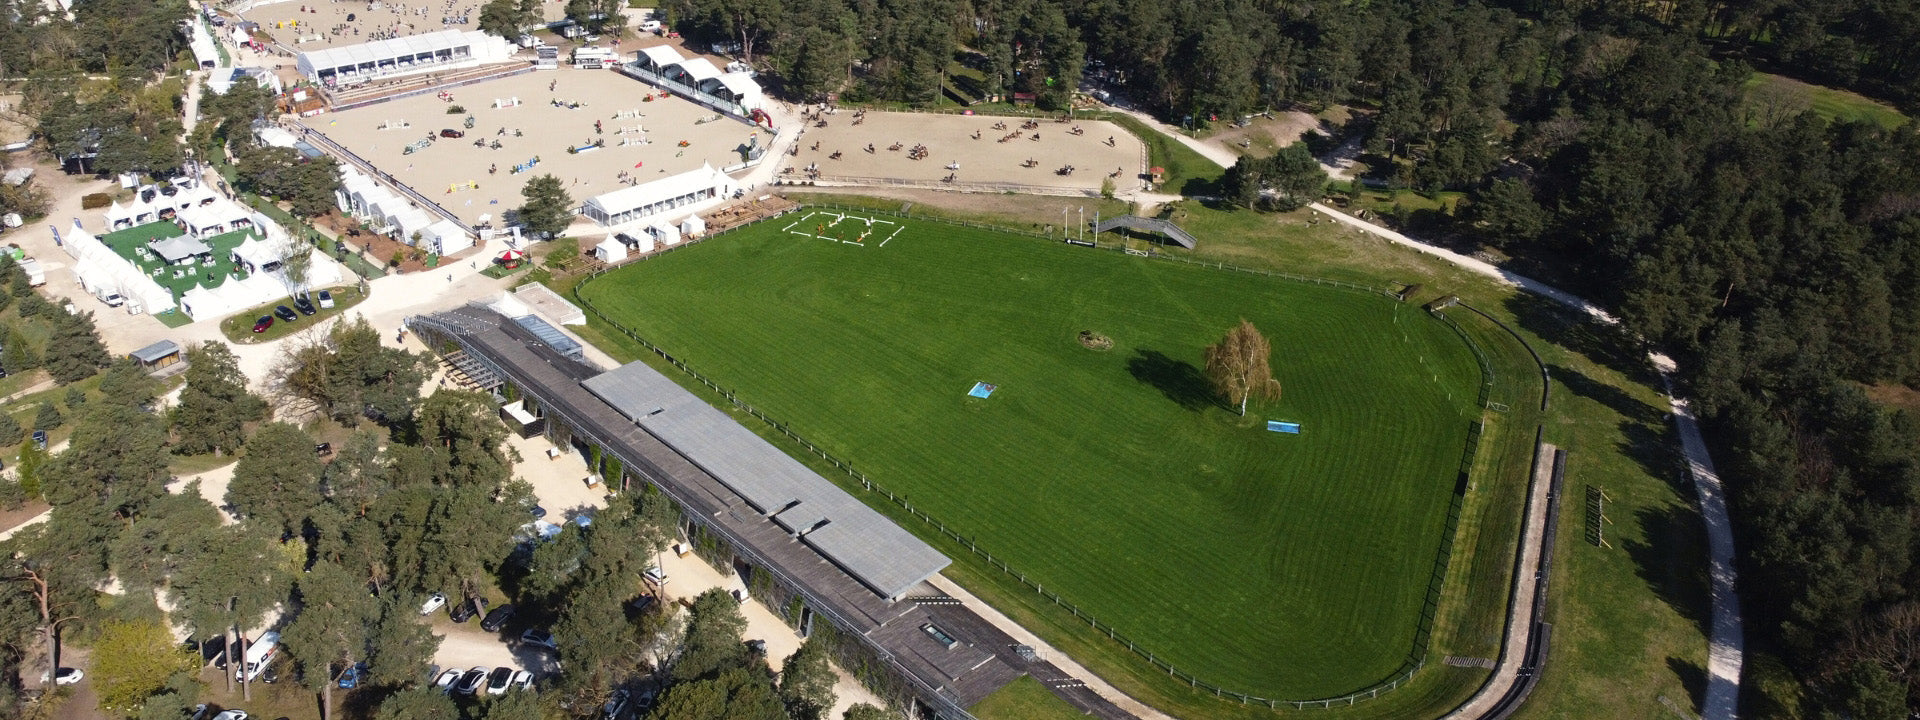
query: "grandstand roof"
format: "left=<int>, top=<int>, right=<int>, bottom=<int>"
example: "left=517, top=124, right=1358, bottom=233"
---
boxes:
left=582, top=361, right=950, bottom=600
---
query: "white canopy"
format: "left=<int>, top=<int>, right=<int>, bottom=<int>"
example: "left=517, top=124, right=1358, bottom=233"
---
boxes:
left=149, top=235, right=213, bottom=263
left=636, top=45, right=684, bottom=69
left=679, top=215, right=705, bottom=237
left=667, top=57, right=723, bottom=84
left=594, top=237, right=627, bottom=263
left=421, top=219, right=472, bottom=255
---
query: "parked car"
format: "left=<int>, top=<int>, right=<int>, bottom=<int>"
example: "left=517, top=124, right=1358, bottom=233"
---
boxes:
left=211, top=711, right=248, bottom=720
left=433, top=668, right=461, bottom=693
left=338, top=662, right=367, bottom=689
left=252, top=315, right=273, bottom=333
left=454, top=667, right=489, bottom=695
left=420, top=592, right=447, bottom=615
left=449, top=597, right=487, bottom=623
left=601, top=689, right=629, bottom=720
left=511, top=670, right=533, bottom=691
left=485, top=666, right=514, bottom=695
left=520, top=628, right=556, bottom=651
left=190, top=704, right=211, bottom=720
left=293, top=295, right=317, bottom=315
left=643, top=567, right=667, bottom=586
left=530, top=504, right=547, bottom=519
left=440, top=129, right=464, bottom=139
left=480, top=604, right=516, bottom=632
left=273, top=305, right=296, bottom=322
left=318, top=290, right=334, bottom=308
left=42, top=667, right=82, bottom=685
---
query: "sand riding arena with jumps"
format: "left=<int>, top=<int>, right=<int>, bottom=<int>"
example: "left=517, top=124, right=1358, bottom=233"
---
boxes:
left=782, top=110, right=1146, bottom=196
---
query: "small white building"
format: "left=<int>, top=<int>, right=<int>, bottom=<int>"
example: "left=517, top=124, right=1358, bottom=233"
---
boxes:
left=580, top=164, right=733, bottom=228
left=679, top=214, right=705, bottom=238
left=207, top=68, right=284, bottom=97
left=593, top=236, right=627, bottom=263
left=334, top=167, right=473, bottom=253
left=296, top=29, right=514, bottom=87
left=572, top=46, right=617, bottom=69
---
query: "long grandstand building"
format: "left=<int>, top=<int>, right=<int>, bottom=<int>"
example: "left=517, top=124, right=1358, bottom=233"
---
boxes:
left=295, top=29, right=514, bottom=88
left=409, top=305, right=1131, bottom=720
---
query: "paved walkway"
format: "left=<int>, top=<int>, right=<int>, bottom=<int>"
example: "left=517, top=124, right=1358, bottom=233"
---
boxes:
left=1440, top=444, right=1558, bottom=719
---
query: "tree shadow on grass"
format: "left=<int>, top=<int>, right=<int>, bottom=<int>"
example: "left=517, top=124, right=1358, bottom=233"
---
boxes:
left=1503, top=292, right=1653, bottom=385
left=1624, top=503, right=1714, bottom=642
left=1619, top=419, right=1689, bottom=495
left=1555, top=363, right=1664, bottom=425
left=1127, top=349, right=1219, bottom=411
left=1667, top=656, right=1708, bottom=715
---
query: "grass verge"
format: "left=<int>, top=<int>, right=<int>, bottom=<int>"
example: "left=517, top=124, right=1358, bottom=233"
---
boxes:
left=219, top=285, right=368, bottom=344
left=1109, top=114, right=1224, bottom=195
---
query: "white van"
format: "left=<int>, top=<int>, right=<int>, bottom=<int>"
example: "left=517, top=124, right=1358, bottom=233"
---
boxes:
left=235, top=631, right=280, bottom=683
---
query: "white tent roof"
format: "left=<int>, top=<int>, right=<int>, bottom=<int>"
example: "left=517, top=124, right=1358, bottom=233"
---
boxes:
left=637, top=45, right=684, bottom=67
left=299, top=29, right=475, bottom=72
left=256, top=127, right=298, bottom=148
left=150, top=235, right=213, bottom=262
left=714, top=72, right=760, bottom=98
left=668, top=58, right=723, bottom=83
left=232, top=233, right=285, bottom=267
left=585, top=164, right=729, bottom=217
left=105, top=201, right=134, bottom=223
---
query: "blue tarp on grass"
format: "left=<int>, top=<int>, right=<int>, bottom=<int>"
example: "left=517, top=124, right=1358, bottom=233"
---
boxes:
left=1268, top=421, right=1302, bottom=434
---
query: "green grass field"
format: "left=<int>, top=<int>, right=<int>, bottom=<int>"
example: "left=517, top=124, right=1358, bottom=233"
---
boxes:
left=578, top=211, right=1483, bottom=698
left=1743, top=72, right=1908, bottom=129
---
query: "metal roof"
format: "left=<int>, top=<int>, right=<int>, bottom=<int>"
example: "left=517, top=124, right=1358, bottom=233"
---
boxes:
left=129, top=340, right=181, bottom=363
left=583, top=361, right=950, bottom=599
left=509, top=315, right=582, bottom=360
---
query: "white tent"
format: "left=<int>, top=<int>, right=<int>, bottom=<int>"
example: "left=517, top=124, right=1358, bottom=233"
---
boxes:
left=296, top=29, right=513, bottom=85
left=581, top=164, right=733, bottom=227
left=594, top=237, right=627, bottom=263
left=679, top=214, right=705, bottom=238
left=61, top=221, right=176, bottom=314
left=634, top=45, right=684, bottom=73
left=650, top=221, right=680, bottom=246
left=421, top=220, right=472, bottom=255
left=664, top=57, right=723, bottom=86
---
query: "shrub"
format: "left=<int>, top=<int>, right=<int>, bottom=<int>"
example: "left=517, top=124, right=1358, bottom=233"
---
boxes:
left=34, top=402, right=61, bottom=431
left=446, top=105, right=466, bottom=114
left=81, top=193, right=112, bottom=209
left=0, top=413, right=21, bottom=446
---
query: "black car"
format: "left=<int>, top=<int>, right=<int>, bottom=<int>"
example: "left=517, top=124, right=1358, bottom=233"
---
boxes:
left=480, top=604, right=515, bottom=632
left=293, top=295, right=317, bottom=315
left=449, top=597, right=488, bottom=623
left=274, top=305, right=297, bottom=322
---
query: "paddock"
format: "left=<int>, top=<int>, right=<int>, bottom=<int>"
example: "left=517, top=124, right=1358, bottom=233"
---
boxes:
left=307, top=67, right=761, bottom=226
left=784, top=111, right=1146, bottom=195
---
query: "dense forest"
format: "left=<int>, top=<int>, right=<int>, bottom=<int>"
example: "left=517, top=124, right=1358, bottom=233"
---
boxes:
left=663, top=0, right=1920, bottom=715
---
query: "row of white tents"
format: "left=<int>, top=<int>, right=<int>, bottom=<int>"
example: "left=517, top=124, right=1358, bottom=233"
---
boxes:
left=592, top=214, right=706, bottom=263
left=335, top=167, right=473, bottom=256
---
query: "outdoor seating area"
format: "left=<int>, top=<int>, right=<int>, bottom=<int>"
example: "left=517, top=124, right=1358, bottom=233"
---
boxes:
left=98, top=221, right=255, bottom=298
